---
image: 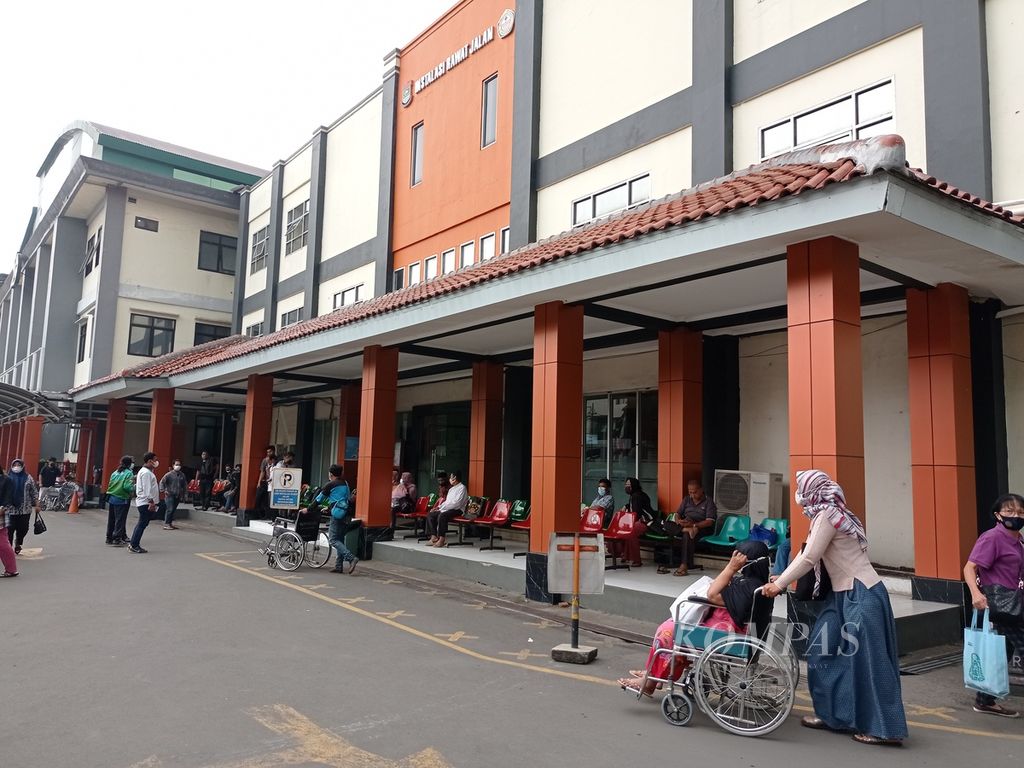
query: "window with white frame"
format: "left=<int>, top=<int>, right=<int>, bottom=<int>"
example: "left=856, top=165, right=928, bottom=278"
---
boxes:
left=280, top=308, right=303, bottom=328
left=500, top=227, right=510, bottom=255
left=759, top=79, right=895, bottom=160
left=480, top=232, right=495, bottom=261
left=84, top=233, right=97, bottom=275
left=572, top=173, right=651, bottom=227
left=425, top=255, right=438, bottom=280
left=250, top=226, right=269, bottom=274
left=285, top=200, right=309, bottom=255
left=77, top=320, right=88, bottom=363
left=408, top=261, right=422, bottom=285
left=393, top=267, right=405, bottom=290
left=411, top=122, right=424, bottom=186
left=460, top=240, right=475, bottom=268
left=481, top=74, right=498, bottom=148
left=441, top=249, right=456, bottom=274
left=333, top=284, right=363, bottom=309
left=245, top=321, right=264, bottom=337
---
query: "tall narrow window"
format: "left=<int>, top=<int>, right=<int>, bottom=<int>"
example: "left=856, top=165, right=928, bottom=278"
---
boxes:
left=409, top=261, right=422, bottom=285
left=77, top=321, right=88, bottom=363
left=480, top=233, right=495, bottom=261
left=441, top=249, right=456, bottom=274
left=500, top=227, right=510, bottom=255
left=460, top=240, right=475, bottom=268
left=250, top=226, right=269, bottom=274
left=393, top=267, right=405, bottom=290
left=481, top=75, right=498, bottom=147
left=425, top=255, right=438, bottom=280
left=285, top=201, right=310, bottom=255
left=411, top=122, right=424, bottom=186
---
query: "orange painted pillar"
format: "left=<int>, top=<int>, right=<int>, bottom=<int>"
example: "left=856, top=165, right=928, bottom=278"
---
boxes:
left=787, top=237, right=865, bottom=545
left=22, top=416, right=45, bottom=484
left=337, top=382, right=361, bottom=486
left=530, top=301, right=584, bottom=552
left=0, top=424, right=9, bottom=466
left=356, top=345, right=398, bottom=527
left=13, top=419, right=24, bottom=461
left=78, top=419, right=98, bottom=488
left=470, top=361, right=504, bottom=501
left=102, top=399, right=127, bottom=489
left=658, top=328, right=703, bottom=516
left=907, top=283, right=976, bottom=579
left=148, top=389, right=175, bottom=467
left=240, top=374, right=274, bottom=511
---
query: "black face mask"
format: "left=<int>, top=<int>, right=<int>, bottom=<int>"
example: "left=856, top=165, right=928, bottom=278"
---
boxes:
left=999, top=515, right=1024, bottom=532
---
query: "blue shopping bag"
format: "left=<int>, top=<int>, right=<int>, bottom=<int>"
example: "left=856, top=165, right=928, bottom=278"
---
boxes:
left=963, top=609, right=1009, bottom=699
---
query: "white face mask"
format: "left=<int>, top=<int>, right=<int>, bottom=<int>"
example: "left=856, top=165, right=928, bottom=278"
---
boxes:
left=11, top=466, right=23, bottom=474
left=173, top=464, right=182, bottom=471
left=152, top=460, right=160, bottom=469
left=597, top=486, right=607, bottom=497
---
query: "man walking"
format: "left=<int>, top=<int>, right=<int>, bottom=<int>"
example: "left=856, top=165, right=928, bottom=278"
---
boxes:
left=160, top=460, right=187, bottom=530
left=197, top=450, right=218, bottom=511
left=316, top=463, right=358, bottom=574
left=129, top=452, right=159, bottom=554
left=255, top=446, right=276, bottom=519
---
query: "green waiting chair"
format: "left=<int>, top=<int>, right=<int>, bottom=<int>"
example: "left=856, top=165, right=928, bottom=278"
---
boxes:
left=701, top=514, right=751, bottom=550
left=510, top=500, right=531, bottom=557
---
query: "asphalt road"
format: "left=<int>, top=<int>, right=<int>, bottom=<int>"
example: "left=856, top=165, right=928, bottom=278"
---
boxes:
left=2, top=511, right=1022, bottom=767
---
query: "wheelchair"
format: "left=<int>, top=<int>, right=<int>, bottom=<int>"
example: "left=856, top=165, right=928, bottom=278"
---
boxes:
left=258, top=507, right=332, bottom=571
left=624, top=587, right=797, bottom=737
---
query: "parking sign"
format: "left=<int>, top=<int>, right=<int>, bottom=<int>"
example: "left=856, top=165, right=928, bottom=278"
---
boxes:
left=270, top=467, right=303, bottom=510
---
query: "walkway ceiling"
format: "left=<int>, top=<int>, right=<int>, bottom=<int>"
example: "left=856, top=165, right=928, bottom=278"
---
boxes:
left=0, top=384, right=71, bottom=425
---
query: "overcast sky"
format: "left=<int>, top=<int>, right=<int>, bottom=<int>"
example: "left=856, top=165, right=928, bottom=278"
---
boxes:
left=0, top=0, right=453, bottom=273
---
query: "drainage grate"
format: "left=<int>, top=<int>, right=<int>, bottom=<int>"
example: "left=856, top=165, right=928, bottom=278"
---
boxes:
left=900, top=653, right=960, bottom=675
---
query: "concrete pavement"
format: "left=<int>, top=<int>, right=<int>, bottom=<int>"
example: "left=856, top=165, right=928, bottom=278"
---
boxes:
left=2, top=510, right=1021, bottom=767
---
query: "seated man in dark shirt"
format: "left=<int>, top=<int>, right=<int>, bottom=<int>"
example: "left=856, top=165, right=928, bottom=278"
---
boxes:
left=661, top=480, right=717, bottom=576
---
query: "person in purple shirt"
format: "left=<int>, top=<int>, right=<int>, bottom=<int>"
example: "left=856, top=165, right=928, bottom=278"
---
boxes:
left=964, top=493, right=1024, bottom=718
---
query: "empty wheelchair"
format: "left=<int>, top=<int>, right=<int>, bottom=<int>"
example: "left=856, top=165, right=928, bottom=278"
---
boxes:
left=625, top=586, right=796, bottom=737
left=259, top=507, right=331, bottom=571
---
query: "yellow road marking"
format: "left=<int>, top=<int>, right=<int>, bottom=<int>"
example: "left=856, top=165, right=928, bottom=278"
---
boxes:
left=339, top=596, right=373, bottom=604
left=462, top=601, right=487, bottom=610
left=500, top=649, right=548, bottom=661
left=305, top=583, right=335, bottom=591
left=434, top=631, right=478, bottom=642
left=377, top=610, right=416, bottom=619
left=197, top=553, right=1024, bottom=743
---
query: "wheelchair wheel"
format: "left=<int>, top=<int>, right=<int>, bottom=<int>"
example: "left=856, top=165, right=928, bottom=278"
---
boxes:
left=694, top=636, right=794, bottom=737
left=306, top=538, right=332, bottom=569
left=661, top=691, right=693, bottom=727
left=274, top=531, right=304, bottom=571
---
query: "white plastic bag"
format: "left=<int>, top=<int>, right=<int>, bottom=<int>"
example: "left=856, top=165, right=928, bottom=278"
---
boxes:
left=669, top=575, right=714, bottom=626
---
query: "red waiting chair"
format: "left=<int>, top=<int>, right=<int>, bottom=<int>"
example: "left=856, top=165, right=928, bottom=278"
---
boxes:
left=602, top=509, right=638, bottom=570
left=400, top=495, right=432, bottom=540
left=580, top=507, right=605, bottom=533
left=474, top=499, right=512, bottom=551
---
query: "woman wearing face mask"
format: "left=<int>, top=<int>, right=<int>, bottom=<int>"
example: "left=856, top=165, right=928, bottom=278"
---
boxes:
left=964, top=493, right=1024, bottom=718
left=2, top=459, right=40, bottom=556
left=159, top=460, right=187, bottom=530
left=0, top=465, right=17, bottom=576
left=589, top=478, right=615, bottom=528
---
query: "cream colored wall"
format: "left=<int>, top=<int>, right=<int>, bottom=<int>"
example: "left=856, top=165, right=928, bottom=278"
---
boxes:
left=279, top=183, right=311, bottom=281
left=244, top=210, right=270, bottom=298
left=536, top=128, right=692, bottom=239
left=737, top=316, right=913, bottom=568
left=396, top=377, right=472, bottom=410
left=733, top=0, right=868, bottom=63
left=583, top=350, right=657, bottom=393
left=242, top=308, right=265, bottom=332
left=322, top=94, right=382, bottom=259
left=119, top=192, right=239, bottom=301
left=732, top=28, right=925, bottom=171
left=538, top=0, right=693, bottom=156
left=249, top=176, right=273, bottom=220
left=282, top=146, right=312, bottom=199
left=1005, top=316, right=1024, bottom=492
left=110, top=298, right=232, bottom=372
left=316, top=262, right=376, bottom=316
left=986, top=0, right=1024, bottom=206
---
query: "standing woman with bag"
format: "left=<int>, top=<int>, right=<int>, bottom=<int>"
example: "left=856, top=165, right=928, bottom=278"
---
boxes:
left=0, top=465, right=17, bottom=577
left=964, top=493, right=1024, bottom=718
left=764, top=469, right=907, bottom=746
left=2, top=458, right=39, bottom=555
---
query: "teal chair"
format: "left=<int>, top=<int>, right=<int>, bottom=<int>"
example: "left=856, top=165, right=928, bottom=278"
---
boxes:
left=759, top=518, right=789, bottom=551
left=701, top=514, right=751, bottom=549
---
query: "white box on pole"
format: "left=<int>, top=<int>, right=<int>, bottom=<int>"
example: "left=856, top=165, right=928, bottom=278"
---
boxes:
left=547, top=533, right=605, bottom=595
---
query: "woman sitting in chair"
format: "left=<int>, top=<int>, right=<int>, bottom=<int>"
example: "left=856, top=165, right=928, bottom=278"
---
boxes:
left=617, top=540, right=771, bottom=696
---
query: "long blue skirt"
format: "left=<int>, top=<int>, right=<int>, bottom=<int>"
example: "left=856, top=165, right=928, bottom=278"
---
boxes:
left=807, top=579, right=908, bottom=740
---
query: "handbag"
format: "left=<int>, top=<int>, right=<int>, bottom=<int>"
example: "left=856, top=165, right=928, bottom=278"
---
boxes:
left=749, top=523, right=778, bottom=546
left=963, top=609, right=1010, bottom=699
left=33, top=510, right=47, bottom=535
left=980, top=581, right=1024, bottom=627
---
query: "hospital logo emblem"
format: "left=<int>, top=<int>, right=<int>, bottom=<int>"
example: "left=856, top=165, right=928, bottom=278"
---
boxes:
left=497, top=8, right=515, bottom=38
left=401, top=81, right=413, bottom=107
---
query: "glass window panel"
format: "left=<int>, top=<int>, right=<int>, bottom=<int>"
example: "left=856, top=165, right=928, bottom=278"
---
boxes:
left=857, top=82, right=894, bottom=123
left=572, top=198, right=592, bottom=226
left=151, top=328, right=174, bottom=356
left=629, top=175, right=651, bottom=205
left=481, top=75, right=498, bottom=147
left=761, top=121, right=792, bottom=158
left=425, top=256, right=438, bottom=279
left=480, top=233, right=495, bottom=261
left=198, top=240, right=220, bottom=270
left=594, top=183, right=628, bottom=218
left=638, top=390, right=659, bottom=502
left=582, top=396, right=609, bottom=503
left=857, top=117, right=893, bottom=140
left=442, top=249, right=456, bottom=274
left=409, top=262, right=422, bottom=284
left=411, top=123, right=424, bottom=185
left=460, top=241, right=475, bottom=268
left=609, top=392, right=637, bottom=482
left=500, top=227, right=510, bottom=254
left=795, top=98, right=854, bottom=146
left=393, top=268, right=405, bottom=290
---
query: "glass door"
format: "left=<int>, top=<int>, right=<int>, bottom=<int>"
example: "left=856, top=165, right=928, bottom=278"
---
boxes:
left=582, top=395, right=608, bottom=503
left=410, top=403, right=471, bottom=497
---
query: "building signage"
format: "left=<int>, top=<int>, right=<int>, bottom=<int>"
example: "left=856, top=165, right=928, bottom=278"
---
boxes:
left=270, top=466, right=302, bottom=510
left=413, top=10, right=512, bottom=97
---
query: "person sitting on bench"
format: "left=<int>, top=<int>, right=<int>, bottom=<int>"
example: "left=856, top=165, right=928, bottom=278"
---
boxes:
left=661, top=480, right=717, bottom=576
left=426, top=469, right=468, bottom=548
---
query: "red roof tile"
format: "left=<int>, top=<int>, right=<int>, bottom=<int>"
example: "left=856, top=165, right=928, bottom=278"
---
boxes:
left=71, top=135, right=1024, bottom=394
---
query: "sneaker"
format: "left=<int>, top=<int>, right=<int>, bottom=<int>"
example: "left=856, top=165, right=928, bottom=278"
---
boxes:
left=346, top=557, right=359, bottom=574
left=330, top=565, right=345, bottom=574
left=162, top=525, right=175, bottom=530
left=114, top=539, right=128, bottom=547
left=973, top=703, right=1020, bottom=718
left=14, top=545, right=21, bottom=554
left=105, top=540, right=117, bottom=546
left=126, top=546, right=148, bottom=554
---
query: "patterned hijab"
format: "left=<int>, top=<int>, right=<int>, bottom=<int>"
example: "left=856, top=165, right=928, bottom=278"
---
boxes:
left=795, top=469, right=868, bottom=551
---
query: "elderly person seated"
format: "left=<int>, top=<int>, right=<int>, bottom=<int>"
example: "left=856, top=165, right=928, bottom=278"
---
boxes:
left=587, top=478, right=615, bottom=527
left=660, top=480, right=717, bottom=576
left=617, top=540, right=771, bottom=696
left=390, top=470, right=417, bottom=528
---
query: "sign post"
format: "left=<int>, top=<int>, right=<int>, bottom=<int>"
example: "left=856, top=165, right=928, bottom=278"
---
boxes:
left=548, top=532, right=604, bottom=664
left=270, top=467, right=303, bottom=511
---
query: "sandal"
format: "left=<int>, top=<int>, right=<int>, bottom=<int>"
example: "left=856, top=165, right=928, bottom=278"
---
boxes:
left=801, top=716, right=832, bottom=731
left=673, top=567, right=688, bottom=577
left=852, top=733, right=902, bottom=746
left=628, top=669, right=647, bottom=678
left=1, top=571, right=18, bottom=578
left=656, top=566, right=670, bottom=574
left=617, top=678, right=653, bottom=698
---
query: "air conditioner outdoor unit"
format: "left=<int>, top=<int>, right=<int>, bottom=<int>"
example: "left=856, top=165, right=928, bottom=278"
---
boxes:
left=713, top=469, right=785, bottom=524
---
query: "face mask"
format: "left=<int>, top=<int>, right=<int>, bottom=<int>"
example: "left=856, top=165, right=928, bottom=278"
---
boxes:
left=597, top=487, right=607, bottom=497
left=152, top=460, right=160, bottom=469
left=794, top=491, right=805, bottom=506
left=999, top=515, right=1024, bottom=532
left=11, top=466, right=23, bottom=474
left=174, top=464, right=182, bottom=471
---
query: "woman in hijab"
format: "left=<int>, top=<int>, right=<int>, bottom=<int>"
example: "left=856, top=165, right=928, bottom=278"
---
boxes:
left=764, top=469, right=907, bottom=746
left=2, top=458, right=39, bottom=555
left=613, top=477, right=657, bottom=567
left=0, top=465, right=17, bottom=577
left=618, top=540, right=771, bottom=695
